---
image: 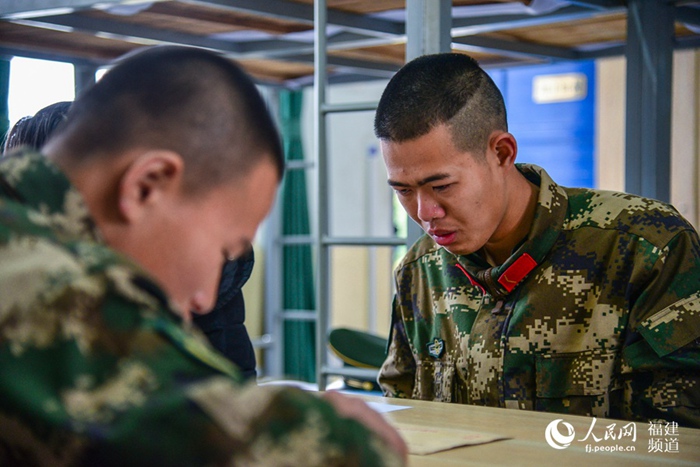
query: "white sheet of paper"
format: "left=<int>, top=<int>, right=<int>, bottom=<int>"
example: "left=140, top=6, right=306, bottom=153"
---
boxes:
left=366, top=401, right=413, bottom=413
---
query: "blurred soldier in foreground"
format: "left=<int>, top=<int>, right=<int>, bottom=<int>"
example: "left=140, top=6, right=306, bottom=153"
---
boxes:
left=3, top=101, right=259, bottom=382
left=0, top=46, right=406, bottom=466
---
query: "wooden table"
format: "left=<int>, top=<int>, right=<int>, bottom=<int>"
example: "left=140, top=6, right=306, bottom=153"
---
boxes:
left=354, top=394, right=700, bottom=466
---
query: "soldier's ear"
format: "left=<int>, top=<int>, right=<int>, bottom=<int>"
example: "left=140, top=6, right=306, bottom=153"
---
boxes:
left=490, top=132, right=517, bottom=167
left=117, top=150, right=184, bottom=223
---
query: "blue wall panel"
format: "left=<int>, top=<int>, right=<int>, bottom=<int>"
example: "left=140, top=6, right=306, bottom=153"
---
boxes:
left=488, top=60, right=596, bottom=188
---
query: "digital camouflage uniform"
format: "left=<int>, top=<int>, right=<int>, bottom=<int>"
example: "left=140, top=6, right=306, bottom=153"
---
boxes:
left=0, top=150, right=401, bottom=467
left=379, top=164, right=700, bottom=428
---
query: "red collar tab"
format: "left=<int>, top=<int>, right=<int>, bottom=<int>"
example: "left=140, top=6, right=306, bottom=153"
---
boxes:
left=497, top=253, right=537, bottom=292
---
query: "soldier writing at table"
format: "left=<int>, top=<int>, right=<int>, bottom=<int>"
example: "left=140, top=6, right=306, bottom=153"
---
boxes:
left=375, top=53, right=700, bottom=428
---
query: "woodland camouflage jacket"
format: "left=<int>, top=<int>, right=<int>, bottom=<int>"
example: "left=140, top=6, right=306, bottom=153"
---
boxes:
left=0, top=150, right=400, bottom=467
left=379, top=164, right=700, bottom=428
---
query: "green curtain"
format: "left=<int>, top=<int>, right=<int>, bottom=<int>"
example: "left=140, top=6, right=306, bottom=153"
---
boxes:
left=279, top=89, right=316, bottom=382
left=0, top=59, right=10, bottom=148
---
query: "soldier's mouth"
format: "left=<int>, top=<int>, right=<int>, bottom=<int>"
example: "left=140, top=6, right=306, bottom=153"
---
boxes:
left=430, top=230, right=456, bottom=246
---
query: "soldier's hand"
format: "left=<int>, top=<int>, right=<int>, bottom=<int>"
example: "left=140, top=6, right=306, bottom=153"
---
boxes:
left=322, top=390, right=408, bottom=464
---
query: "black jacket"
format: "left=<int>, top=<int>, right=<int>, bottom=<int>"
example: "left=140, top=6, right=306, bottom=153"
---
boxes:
left=193, top=250, right=257, bottom=381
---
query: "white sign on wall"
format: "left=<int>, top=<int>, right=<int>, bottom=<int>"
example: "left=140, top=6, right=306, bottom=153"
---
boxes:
left=532, top=72, right=588, bottom=104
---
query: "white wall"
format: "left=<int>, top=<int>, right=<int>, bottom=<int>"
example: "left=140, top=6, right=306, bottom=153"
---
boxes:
left=596, top=50, right=700, bottom=228
left=671, top=50, right=700, bottom=228
left=595, top=57, right=626, bottom=192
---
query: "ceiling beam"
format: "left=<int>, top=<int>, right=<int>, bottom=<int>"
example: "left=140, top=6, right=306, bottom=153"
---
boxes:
left=188, top=0, right=403, bottom=37
left=450, top=5, right=626, bottom=37
left=233, top=32, right=396, bottom=59
left=28, top=13, right=248, bottom=53
left=4, top=0, right=699, bottom=89
left=452, top=35, right=579, bottom=61
left=676, top=5, right=700, bottom=29
left=0, top=0, right=150, bottom=19
left=283, top=52, right=399, bottom=77
left=0, top=45, right=102, bottom=65
left=565, top=0, right=624, bottom=9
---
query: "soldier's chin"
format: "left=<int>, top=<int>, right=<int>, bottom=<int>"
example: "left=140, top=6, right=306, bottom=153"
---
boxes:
left=439, top=243, right=470, bottom=255
left=187, top=291, right=216, bottom=314
left=449, top=246, right=486, bottom=261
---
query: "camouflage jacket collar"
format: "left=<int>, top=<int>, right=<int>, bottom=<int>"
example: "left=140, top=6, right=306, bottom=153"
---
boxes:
left=455, top=164, right=568, bottom=300
left=0, top=149, right=101, bottom=242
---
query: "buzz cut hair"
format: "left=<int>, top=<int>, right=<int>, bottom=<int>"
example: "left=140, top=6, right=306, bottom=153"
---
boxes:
left=374, top=52, right=507, bottom=156
left=52, top=45, right=284, bottom=193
